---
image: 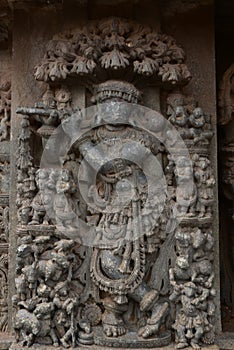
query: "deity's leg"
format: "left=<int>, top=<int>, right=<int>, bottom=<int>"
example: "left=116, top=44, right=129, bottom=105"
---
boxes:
left=175, top=324, right=188, bottom=349
left=100, top=250, right=129, bottom=337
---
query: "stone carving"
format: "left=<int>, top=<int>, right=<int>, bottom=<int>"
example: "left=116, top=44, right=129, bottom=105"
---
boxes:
left=16, top=116, right=36, bottom=226
left=219, top=63, right=234, bottom=125
left=193, top=156, right=215, bottom=218
left=219, top=64, right=234, bottom=219
left=166, top=92, right=216, bottom=348
left=13, top=224, right=85, bottom=347
left=0, top=78, right=11, bottom=142
left=15, top=81, right=173, bottom=348
left=170, top=227, right=215, bottom=349
left=0, top=75, right=11, bottom=333
left=34, top=17, right=191, bottom=85
left=218, top=64, right=234, bottom=318
left=14, top=84, right=216, bottom=349
left=167, top=93, right=213, bottom=147
left=166, top=93, right=215, bottom=222
left=13, top=18, right=215, bottom=350
left=0, top=252, right=8, bottom=332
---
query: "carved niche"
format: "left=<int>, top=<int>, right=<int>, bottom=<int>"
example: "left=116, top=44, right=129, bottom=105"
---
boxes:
left=13, top=17, right=216, bottom=349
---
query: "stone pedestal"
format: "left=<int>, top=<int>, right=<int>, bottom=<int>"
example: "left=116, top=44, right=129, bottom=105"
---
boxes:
left=9, top=343, right=220, bottom=350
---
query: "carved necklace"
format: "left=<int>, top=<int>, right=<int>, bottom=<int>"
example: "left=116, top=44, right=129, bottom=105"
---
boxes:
left=96, top=125, right=134, bottom=142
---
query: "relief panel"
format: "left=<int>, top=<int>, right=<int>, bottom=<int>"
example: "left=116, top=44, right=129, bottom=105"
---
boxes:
left=12, top=17, right=216, bottom=350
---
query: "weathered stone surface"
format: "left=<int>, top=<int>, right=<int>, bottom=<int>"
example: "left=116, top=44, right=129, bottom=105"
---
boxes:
left=9, top=343, right=220, bottom=350
left=10, top=13, right=217, bottom=349
left=0, top=333, right=14, bottom=350
left=0, top=1, right=222, bottom=350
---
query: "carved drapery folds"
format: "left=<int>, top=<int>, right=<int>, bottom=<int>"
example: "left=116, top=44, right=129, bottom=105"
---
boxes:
left=13, top=17, right=216, bottom=349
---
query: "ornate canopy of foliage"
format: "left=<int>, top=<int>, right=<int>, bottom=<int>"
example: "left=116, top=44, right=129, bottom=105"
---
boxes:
left=34, top=17, right=191, bottom=86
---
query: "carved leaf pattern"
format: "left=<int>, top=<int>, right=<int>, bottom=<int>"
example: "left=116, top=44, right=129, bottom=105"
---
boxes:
left=71, top=56, right=96, bottom=75
left=34, top=17, right=191, bottom=85
left=159, top=63, right=191, bottom=85
left=34, top=60, right=69, bottom=81
left=100, top=50, right=129, bottom=70
left=133, top=58, right=159, bottom=76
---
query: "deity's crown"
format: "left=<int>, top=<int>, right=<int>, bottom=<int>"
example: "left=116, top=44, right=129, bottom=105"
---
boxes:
left=92, top=80, right=142, bottom=104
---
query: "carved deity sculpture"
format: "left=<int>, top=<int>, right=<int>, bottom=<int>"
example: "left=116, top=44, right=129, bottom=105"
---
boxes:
left=13, top=17, right=216, bottom=350
left=77, top=81, right=170, bottom=341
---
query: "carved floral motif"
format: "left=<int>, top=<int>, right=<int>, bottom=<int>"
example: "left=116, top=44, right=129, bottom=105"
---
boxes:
left=34, top=17, right=191, bottom=85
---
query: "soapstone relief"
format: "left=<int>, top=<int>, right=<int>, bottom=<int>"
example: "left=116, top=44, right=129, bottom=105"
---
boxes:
left=12, top=17, right=216, bottom=350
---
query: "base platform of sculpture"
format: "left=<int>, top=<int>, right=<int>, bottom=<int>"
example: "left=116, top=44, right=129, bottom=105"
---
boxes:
left=9, top=343, right=220, bottom=350
left=93, top=328, right=171, bottom=348
left=0, top=333, right=14, bottom=350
